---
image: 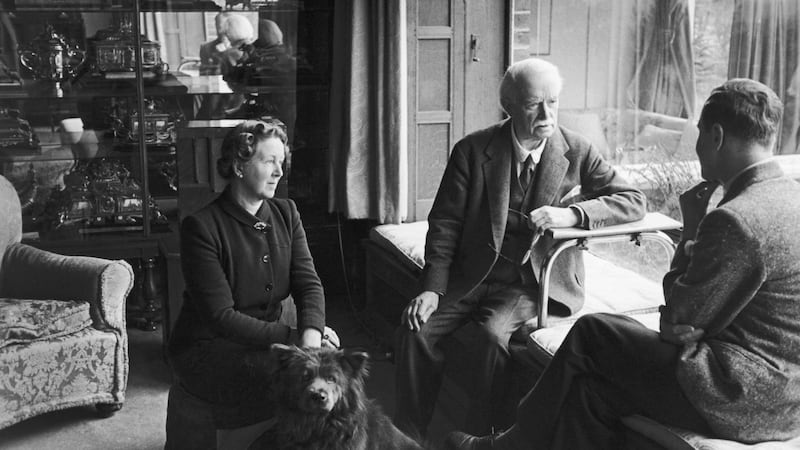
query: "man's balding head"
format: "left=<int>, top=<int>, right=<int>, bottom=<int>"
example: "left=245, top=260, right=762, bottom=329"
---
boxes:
left=499, top=58, right=563, bottom=145
left=499, top=58, right=563, bottom=115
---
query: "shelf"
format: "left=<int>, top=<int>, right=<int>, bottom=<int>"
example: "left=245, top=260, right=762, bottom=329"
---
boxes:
left=0, top=73, right=331, bottom=100
left=0, top=73, right=190, bottom=100
left=2, top=0, right=314, bottom=12
left=4, top=0, right=221, bottom=12
left=0, top=125, right=177, bottom=164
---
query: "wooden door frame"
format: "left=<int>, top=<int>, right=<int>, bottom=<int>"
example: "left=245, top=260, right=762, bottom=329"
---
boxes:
left=406, top=0, right=465, bottom=222
left=406, top=0, right=509, bottom=222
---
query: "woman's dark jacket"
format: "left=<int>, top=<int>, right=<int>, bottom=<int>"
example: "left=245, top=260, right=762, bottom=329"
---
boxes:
left=169, top=188, right=325, bottom=350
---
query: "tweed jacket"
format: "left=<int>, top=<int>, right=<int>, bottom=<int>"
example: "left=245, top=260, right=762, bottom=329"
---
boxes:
left=421, top=119, right=646, bottom=313
left=664, top=161, right=800, bottom=442
left=169, top=188, right=325, bottom=350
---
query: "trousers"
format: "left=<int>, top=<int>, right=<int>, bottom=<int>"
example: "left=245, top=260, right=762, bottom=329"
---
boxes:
left=394, top=282, right=538, bottom=438
left=513, top=313, right=711, bottom=449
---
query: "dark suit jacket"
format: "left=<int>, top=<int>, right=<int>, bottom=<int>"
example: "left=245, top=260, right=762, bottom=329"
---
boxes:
left=169, top=188, right=325, bottom=350
left=664, top=161, right=800, bottom=441
left=422, top=119, right=646, bottom=314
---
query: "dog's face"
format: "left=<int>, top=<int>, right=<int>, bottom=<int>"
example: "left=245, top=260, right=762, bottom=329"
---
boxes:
left=269, top=344, right=369, bottom=415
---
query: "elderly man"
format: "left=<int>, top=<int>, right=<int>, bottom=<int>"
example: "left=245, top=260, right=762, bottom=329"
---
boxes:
left=199, top=12, right=232, bottom=76
left=446, top=78, right=800, bottom=449
left=393, top=57, right=646, bottom=439
left=196, top=13, right=254, bottom=119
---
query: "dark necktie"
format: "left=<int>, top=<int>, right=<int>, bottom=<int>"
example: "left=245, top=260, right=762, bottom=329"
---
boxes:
left=519, top=154, right=534, bottom=190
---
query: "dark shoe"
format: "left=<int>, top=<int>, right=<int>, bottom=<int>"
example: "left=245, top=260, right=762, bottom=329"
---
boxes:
left=444, top=431, right=494, bottom=450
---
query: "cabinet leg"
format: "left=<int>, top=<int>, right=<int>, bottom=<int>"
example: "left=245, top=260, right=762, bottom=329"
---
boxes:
left=140, top=256, right=159, bottom=331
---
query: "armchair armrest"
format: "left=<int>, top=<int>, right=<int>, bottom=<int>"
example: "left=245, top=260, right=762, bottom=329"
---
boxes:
left=537, top=212, right=681, bottom=328
left=0, top=243, right=134, bottom=332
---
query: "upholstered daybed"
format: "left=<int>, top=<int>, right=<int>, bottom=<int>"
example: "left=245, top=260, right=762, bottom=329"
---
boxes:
left=364, top=220, right=800, bottom=449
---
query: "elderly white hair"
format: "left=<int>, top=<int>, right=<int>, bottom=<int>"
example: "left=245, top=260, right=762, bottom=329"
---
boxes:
left=499, top=58, right=563, bottom=114
left=221, top=13, right=255, bottom=46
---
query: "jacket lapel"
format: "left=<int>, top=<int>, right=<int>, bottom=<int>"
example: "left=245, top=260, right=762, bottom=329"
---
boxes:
left=530, top=128, right=569, bottom=209
left=483, top=120, right=513, bottom=250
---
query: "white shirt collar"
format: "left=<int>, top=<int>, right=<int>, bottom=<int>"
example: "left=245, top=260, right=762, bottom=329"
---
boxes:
left=511, top=124, right=546, bottom=165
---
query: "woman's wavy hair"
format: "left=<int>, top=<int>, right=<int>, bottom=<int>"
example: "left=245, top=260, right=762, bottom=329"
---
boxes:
left=217, top=117, right=289, bottom=179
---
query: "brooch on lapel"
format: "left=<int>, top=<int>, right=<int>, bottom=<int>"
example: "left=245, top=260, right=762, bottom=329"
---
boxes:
left=254, top=221, right=270, bottom=232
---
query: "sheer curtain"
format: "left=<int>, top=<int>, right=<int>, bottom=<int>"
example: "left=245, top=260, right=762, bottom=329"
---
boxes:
left=606, top=0, right=697, bottom=155
left=729, top=0, right=800, bottom=155
left=327, top=0, right=407, bottom=223
left=625, top=0, right=696, bottom=118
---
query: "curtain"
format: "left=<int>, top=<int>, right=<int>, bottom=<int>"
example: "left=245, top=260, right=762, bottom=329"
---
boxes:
left=625, top=0, right=697, bottom=119
left=729, top=0, right=800, bottom=155
left=606, top=0, right=697, bottom=156
left=328, top=0, right=407, bottom=223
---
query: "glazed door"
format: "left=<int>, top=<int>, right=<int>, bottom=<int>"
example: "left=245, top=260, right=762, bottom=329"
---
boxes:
left=407, top=0, right=507, bottom=221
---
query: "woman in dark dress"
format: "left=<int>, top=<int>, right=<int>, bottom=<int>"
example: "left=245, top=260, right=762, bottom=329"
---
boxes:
left=167, top=118, right=338, bottom=429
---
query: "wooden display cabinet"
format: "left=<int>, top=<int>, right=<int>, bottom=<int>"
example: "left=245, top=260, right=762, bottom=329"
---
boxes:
left=0, top=0, right=322, bottom=334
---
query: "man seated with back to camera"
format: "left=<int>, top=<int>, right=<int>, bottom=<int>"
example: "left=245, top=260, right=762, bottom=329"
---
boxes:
left=393, top=57, right=646, bottom=440
left=446, top=78, right=800, bottom=449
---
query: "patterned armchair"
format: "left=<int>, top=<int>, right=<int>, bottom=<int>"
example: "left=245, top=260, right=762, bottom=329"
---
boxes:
left=0, top=174, right=134, bottom=429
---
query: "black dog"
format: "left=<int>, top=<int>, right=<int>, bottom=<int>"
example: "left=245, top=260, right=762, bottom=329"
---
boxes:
left=250, top=344, right=422, bottom=450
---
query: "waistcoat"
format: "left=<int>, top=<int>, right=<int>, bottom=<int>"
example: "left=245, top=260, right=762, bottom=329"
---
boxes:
left=485, top=160, right=536, bottom=285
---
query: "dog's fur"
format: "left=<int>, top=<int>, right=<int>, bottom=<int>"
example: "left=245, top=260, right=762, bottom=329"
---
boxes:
left=250, top=344, right=422, bottom=450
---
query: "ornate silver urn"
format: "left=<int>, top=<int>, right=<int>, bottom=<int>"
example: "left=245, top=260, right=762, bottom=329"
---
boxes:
left=18, top=25, right=85, bottom=83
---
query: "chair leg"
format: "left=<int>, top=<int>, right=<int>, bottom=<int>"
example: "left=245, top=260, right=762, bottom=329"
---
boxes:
left=96, top=402, right=123, bottom=418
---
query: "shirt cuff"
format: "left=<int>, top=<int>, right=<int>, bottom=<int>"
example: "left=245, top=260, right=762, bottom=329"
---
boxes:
left=569, top=205, right=589, bottom=229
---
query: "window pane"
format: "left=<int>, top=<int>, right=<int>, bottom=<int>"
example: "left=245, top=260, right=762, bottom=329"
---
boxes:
left=418, top=40, right=451, bottom=111
left=420, top=0, right=450, bottom=27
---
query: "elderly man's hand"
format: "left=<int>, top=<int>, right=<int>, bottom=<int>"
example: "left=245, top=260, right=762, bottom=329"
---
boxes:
left=659, top=305, right=705, bottom=345
left=527, top=206, right=580, bottom=235
left=402, top=291, right=440, bottom=332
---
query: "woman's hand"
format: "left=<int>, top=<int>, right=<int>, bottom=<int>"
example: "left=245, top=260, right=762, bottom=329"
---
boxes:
left=299, top=328, right=322, bottom=348
left=321, top=326, right=340, bottom=349
left=294, top=326, right=340, bottom=349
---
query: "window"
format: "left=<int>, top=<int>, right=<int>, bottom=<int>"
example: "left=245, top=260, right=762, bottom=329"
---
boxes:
left=511, top=0, right=800, bottom=218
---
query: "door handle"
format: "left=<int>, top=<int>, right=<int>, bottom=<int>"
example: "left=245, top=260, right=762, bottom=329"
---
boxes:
left=470, top=34, right=480, bottom=62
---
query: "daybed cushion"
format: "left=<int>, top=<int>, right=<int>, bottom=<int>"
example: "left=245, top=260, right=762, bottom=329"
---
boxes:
left=527, top=311, right=660, bottom=364
left=369, top=221, right=427, bottom=271
left=368, top=221, right=665, bottom=327
left=622, top=414, right=800, bottom=450
left=0, top=298, right=92, bottom=349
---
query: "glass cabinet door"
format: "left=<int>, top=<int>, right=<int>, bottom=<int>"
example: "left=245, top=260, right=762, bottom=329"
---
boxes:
left=142, top=1, right=303, bottom=218
left=0, top=6, right=174, bottom=239
left=0, top=0, right=307, bottom=237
